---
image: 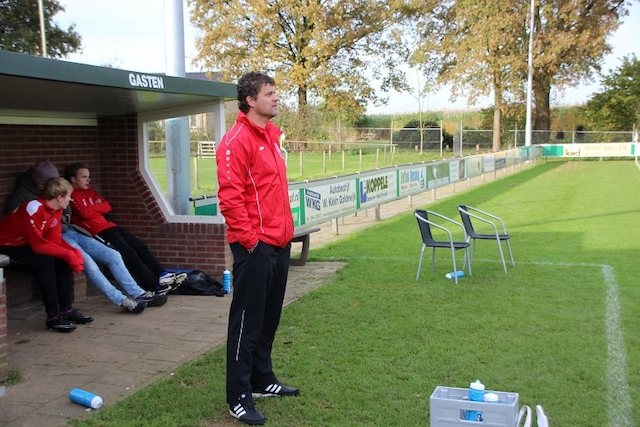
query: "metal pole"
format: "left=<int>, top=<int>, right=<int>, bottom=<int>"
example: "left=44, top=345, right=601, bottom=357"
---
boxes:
left=524, top=0, right=536, bottom=147
left=164, top=0, right=190, bottom=214
left=37, top=0, right=47, bottom=57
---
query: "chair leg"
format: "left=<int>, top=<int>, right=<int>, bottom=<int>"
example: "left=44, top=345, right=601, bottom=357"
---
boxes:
left=464, top=248, right=472, bottom=275
left=430, top=247, right=436, bottom=272
left=416, top=244, right=426, bottom=281
left=496, top=240, right=507, bottom=274
left=506, top=240, right=515, bottom=267
left=450, top=247, right=459, bottom=284
left=470, top=239, right=476, bottom=268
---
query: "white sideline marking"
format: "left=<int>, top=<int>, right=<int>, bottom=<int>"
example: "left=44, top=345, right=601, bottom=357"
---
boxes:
left=322, top=256, right=634, bottom=425
left=602, top=264, right=633, bottom=427
left=461, top=259, right=633, bottom=426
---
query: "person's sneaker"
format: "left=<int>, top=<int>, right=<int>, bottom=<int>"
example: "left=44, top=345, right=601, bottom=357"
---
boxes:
left=157, top=272, right=188, bottom=295
left=136, top=291, right=168, bottom=307
left=172, top=272, right=188, bottom=287
left=121, top=297, right=146, bottom=314
left=62, top=308, right=94, bottom=324
left=229, top=393, right=265, bottom=425
left=46, top=316, right=76, bottom=332
left=159, top=272, right=177, bottom=287
left=252, top=383, right=300, bottom=398
left=156, top=284, right=172, bottom=295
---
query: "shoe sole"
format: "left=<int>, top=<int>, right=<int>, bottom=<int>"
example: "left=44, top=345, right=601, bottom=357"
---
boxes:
left=48, top=325, right=76, bottom=332
left=252, top=390, right=300, bottom=399
left=128, top=305, right=146, bottom=314
left=228, top=409, right=265, bottom=425
left=147, top=295, right=168, bottom=307
left=64, top=318, right=94, bottom=324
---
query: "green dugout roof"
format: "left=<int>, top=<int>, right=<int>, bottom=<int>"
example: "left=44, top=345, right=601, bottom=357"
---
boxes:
left=0, top=50, right=236, bottom=123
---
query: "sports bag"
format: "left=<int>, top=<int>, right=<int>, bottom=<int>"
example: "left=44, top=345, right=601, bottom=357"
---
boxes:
left=171, top=269, right=224, bottom=297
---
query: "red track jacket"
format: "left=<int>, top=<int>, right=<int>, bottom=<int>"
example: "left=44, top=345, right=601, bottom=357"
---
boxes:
left=216, top=112, right=294, bottom=249
left=0, top=198, right=83, bottom=271
left=68, top=187, right=116, bottom=235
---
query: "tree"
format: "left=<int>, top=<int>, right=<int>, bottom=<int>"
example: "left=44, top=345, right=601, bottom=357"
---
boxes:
left=411, top=1, right=529, bottom=152
left=584, top=55, right=640, bottom=130
left=0, top=0, right=81, bottom=57
left=530, top=0, right=629, bottom=133
left=411, top=0, right=629, bottom=149
left=189, top=0, right=424, bottom=130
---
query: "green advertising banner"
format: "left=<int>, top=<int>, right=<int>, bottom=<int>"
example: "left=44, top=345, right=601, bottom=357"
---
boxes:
left=289, top=189, right=301, bottom=227
left=426, top=162, right=450, bottom=188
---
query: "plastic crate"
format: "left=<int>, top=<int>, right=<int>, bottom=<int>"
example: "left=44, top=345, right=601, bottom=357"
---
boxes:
left=430, top=386, right=519, bottom=427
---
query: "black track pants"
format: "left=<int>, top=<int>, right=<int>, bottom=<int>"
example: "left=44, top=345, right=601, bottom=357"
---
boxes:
left=226, top=241, right=291, bottom=403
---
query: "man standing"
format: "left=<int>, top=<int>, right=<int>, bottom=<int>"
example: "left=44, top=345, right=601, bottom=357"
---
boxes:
left=217, top=72, right=297, bottom=426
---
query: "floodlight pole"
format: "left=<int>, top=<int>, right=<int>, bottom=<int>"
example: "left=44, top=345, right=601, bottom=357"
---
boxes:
left=37, top=0, right=47, bottom=57
left=164, top=0, right=190, bottom=214
left=524, top=0, right=536, bottom=147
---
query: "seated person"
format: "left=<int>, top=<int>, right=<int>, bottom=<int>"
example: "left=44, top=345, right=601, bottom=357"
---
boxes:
left=4, top=160, right=60, bottom=215
left=4, top=161, right=167, bottom=313
left=64, top=162, right=187, bottom=294
left=0, top=176, right=93, bottom=332
left=62, top=221, right=168, bottom=312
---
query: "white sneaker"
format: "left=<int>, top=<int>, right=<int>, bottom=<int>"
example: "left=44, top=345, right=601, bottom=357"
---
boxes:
left=159, top=272, right=176, bottom=287
left=173, top=272, right=188, bottom=286
left=157, top=272, right=188, bottom=295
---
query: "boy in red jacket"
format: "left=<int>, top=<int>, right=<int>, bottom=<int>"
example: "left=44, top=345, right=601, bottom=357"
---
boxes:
left=64, top=162, right=186, bottom=294
left=0, top=177, right=93, bottom=332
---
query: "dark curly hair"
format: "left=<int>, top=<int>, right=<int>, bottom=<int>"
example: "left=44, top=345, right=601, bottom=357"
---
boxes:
left=63, top=162, right=90, bottom=181
left=237, top=72, right=275, bottom=114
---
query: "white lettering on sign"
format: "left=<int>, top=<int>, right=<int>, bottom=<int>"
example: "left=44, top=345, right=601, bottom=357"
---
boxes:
left=128, top=73, right=165, bottom=89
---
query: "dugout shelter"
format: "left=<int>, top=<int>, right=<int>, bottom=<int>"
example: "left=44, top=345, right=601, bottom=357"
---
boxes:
left=0, top=50, right=236, bottom=379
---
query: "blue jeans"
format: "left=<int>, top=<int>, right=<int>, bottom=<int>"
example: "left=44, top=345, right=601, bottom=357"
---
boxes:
left=62, top=228, right=146, bottom=305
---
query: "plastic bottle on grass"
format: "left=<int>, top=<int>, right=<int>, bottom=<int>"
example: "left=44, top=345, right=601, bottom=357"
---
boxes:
left=69, top=388, right=103, bottom=409
left=445, top=270, right=465, bottom=279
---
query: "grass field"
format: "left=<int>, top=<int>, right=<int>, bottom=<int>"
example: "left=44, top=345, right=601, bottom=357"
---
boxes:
left=73, top=160, right=640, bottom=426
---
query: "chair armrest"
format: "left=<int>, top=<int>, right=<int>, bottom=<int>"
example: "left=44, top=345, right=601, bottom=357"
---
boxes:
left=459, top=207, right=502, bottom=237
left=465, top=206, right=509, bottom=234
left=416, top=215, right=455, bottom=244
left=426, top=210, right=467, bottom=237
left=467, top=206, right=508, bottom=234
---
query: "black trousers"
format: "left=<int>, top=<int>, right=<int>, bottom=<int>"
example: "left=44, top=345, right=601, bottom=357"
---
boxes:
left=98, top=226, right=164, bottom=291
left=0, top=245, right=74, bottom=319
left=226, top=241, right=291, bottom=403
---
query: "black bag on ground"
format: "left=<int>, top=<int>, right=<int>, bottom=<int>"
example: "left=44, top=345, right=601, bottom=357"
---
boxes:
left=171, top=270, right=224, bottom=297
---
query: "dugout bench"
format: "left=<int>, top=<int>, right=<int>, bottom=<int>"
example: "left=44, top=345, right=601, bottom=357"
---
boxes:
left=290, top=227, right=321, bottom=266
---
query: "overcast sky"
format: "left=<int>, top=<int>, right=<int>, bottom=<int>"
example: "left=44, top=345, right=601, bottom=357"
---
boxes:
left=54, top=0, right=640, bottom=114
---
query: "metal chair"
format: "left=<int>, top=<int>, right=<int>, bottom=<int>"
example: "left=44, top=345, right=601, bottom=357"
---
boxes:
left=414, top=209, right=471, bottom=284
left=457, top=205, right=515, bottom=273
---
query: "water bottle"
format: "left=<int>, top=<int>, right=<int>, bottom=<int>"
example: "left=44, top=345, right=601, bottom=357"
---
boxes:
left=69, top=388, right=103, bottom=409
left=445, top=270, right=465, bottom=279
left=222, top=269, right=231, bottom=294
left=466, top=379, right=485, bottom=422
